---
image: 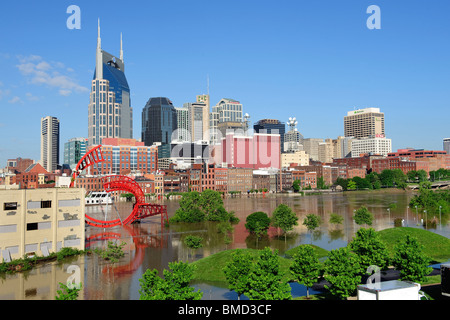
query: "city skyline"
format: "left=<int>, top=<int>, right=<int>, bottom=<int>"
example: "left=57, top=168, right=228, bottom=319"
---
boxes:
left=0, top=0, right=449, bottom=166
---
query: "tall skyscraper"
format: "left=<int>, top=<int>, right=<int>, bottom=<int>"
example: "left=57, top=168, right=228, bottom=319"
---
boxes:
left=344, top=108, right=385, bottom=139
left=184, top=94, right=210, bottom=143
left=64, top=138, right=87, bottom=170
left=141, top=97, right=178, bottom=159
left=175, top=106, right=189, bottom=142
left=40, top=116, right=60, bottom=172
left=88, top=20, right=132, bottom=146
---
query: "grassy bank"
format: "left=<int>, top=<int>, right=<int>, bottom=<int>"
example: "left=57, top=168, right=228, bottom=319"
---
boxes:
left=191, top=227, right=450, bottom=286
left=378, top=227, right=450, bottom=263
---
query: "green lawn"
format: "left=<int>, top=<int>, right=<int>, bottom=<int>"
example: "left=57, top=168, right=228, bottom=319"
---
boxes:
left=191, top=248, right=293, bottom=283
left=377, top=227, right=450, bottom=263
left=191, top=227, right=450, bottom=285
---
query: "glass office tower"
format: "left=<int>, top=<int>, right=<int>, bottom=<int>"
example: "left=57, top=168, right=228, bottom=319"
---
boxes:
left=88, top=21, right=132, bottom=146
left=141, top=97, right=178, bottom=159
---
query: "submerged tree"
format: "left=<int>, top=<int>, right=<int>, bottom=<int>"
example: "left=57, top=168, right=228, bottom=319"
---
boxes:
left=271, top=204, right=298, bottom=241
left=139, top=261, right=202, bottom=300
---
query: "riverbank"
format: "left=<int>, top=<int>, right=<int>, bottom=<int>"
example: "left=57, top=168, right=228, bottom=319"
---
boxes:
left=190, top=227, right=450, bottom=300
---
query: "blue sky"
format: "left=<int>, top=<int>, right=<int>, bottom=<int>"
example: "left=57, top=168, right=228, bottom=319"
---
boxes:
left=0, top=0, right=449, bottom=166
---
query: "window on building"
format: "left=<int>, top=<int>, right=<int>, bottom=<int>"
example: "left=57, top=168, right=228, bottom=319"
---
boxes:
left=3, top=202, right=18, bottom=211
left=41, top=201, right=52, bottom=208
left=27, top=223, right=38, bottom=231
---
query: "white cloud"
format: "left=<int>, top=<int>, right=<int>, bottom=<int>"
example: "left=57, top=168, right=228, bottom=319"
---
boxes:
left=0, top=89, right=11, bottom=100
left=16, top=55, right=89, bottom=96
left=8, top=96, right=23, bottom=104
left=26, top=92, right=39, bottom=101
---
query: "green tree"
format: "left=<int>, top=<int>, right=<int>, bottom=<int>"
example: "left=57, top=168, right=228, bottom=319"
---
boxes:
left=391, top=234, right=432, bottom=282
left=317, top=177, right=328, bottom=189
left=349, top=228, right=390, bottom=273
left=246, top=247, right=291, bottom=300
left=292, top=179, right=301, bottom=192
left=170, top=191, right=205, bottom=222
left=94, top=240, right=126, bottom=263
left=334, top=177, right=348, bottom=191
left=289, top=245, right=321, bottom=299
left=184, top=235, right=203, bottom=260
left=347, top=180, right=357, bottom=190
left=366, top=172, right=381, bottom=189
left=353, top=206, right=374, bottom=226
left=245, top=211, right=271, bottom=235
left=55, top=282, right=82, bottom=300
left=139, top=261, right=203, bottom=300
left=303, top=214, right=321, bottom=244
left=329, top=213, right=344, bottom=228
left=271, top=204, right=298, bottom=241
left=200, top=189, right=224, bottom=220
left=324, top=247, right=361, bottom=300
left=223, top=249, right=253, bottom=300
left=407, top=170, right=418, bottom=182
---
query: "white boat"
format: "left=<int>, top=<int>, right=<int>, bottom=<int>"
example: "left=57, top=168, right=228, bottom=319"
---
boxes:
left=85, top=192, right=113, bottom=205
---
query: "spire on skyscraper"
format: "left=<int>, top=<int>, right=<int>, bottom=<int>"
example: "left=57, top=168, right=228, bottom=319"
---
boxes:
left=97, top=18, right=101, bottom=48
left=95, top=18, right=103, bottom=80
left=120, top=32, right=124, bottom=61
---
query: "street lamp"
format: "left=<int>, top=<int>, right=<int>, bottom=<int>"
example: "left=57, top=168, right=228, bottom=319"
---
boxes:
left=439, top=206, right=442, bottom=230
left=415, top=205, right=418, bottom=224
left=424, top=210, right=427, bottom=229
left=387, top=208, right=390, bottom=226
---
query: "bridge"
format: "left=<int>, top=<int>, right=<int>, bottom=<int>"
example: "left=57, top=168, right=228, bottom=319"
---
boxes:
left=69, top=145, right=168, bottom=228
left=408, top=180, right=450, bottom=190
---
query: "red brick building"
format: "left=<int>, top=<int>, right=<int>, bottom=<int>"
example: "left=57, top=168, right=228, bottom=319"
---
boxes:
left=89, top=138, right=158, bottom=176
left=371, top=157, right=429, bottom=175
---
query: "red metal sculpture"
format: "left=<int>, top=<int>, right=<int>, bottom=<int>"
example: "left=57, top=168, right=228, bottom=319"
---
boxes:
left=70, top=146, right=168, bottom=228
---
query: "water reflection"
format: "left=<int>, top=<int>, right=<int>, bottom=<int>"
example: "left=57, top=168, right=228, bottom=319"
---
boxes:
left=1, top=190, right=449, bottom=300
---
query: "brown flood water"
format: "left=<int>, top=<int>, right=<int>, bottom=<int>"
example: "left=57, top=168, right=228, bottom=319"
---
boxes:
left=1, top=190, right=448, bottom=300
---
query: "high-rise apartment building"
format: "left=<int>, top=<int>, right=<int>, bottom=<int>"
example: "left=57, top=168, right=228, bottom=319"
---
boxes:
left=88, top=21, right=132, bottom=146
left=351, top=137, right=392, bottom=157
left=64, top=138, right=87, bottom=170
left=175, top=106, right=189, bottom=142
left=40, top=116, right=60, bottom=172
left=344, top=108, right=385, bottom=139
left=141, top=97, right=178, bottom=159
left=210, top=98, right=244, bottom=145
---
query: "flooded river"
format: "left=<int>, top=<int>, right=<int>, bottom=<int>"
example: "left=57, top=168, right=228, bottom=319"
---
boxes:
left=1, top=190, right=449, bottom=300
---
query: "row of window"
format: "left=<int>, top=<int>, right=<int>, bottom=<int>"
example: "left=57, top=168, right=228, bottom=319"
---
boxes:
left=0, top=220, right=81, bottom=234
left=3, top=199, right=81, bottom=211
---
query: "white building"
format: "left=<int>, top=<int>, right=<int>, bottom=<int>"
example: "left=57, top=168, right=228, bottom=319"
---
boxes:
left=351, top=136, right=392, bottom=157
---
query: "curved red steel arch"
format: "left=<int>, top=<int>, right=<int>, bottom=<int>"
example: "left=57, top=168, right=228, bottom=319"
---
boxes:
left=70, top=146, right=168, bottom=228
